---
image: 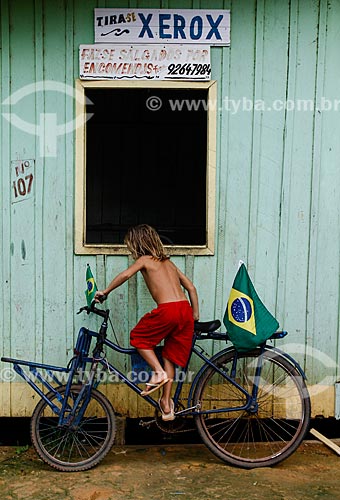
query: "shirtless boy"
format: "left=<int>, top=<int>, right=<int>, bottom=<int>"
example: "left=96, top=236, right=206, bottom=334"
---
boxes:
left=95, top=224, right=199, bottom=421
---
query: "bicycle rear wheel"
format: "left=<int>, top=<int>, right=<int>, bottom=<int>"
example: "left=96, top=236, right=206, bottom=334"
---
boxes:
left=193, top=348, right=310, bottom=468
left=30, top=384, right=116, bottom=472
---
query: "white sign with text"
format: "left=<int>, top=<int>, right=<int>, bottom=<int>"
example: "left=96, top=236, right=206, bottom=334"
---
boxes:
left=79, top=44, right=211, bottom=80
left=94, top=9, right=230, bottom=46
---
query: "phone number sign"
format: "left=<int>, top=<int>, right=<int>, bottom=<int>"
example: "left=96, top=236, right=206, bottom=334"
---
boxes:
left=79, top=44, right=211, bottom=81
left=94, top=9, right=230, bottom=46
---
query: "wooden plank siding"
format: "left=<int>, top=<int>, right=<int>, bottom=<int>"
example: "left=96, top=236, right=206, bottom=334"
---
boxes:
left=1, top=0, right=340, bottom=417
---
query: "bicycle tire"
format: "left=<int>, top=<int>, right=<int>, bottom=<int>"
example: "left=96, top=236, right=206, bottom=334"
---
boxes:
left=30, top=384, right=116, bottom=472
left=193, top=348, right=311, bottom=469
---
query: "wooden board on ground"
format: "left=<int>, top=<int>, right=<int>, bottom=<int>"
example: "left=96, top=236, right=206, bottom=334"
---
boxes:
left=310, top=428, right=340, bottom=456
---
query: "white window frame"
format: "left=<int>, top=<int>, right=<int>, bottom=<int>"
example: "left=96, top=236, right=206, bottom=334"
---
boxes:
left=74, top=79, right=217, bottom=255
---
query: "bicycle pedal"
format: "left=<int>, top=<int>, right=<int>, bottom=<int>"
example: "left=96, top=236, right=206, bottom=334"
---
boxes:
left=139, top=418, right=156, bottom=428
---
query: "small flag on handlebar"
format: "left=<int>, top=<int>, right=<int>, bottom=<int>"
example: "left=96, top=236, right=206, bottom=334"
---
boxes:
left=85, top=264, right=98, bottom=307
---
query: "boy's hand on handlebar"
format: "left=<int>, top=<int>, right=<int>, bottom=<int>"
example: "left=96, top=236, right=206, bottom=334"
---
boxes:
left=95, top=291, right=107, bottom=303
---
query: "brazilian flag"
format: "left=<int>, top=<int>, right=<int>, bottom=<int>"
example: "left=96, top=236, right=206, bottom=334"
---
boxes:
left=85, top=264, right=98, bottom=307
left=223, top=263, right=279, bottom=352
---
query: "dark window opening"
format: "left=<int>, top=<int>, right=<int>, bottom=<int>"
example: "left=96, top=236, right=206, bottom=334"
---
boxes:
left=85, top=87, right=208, bottom=246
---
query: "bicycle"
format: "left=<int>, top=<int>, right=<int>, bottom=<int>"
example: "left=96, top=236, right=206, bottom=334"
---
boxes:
left=1, top=302, right=311, bottom=472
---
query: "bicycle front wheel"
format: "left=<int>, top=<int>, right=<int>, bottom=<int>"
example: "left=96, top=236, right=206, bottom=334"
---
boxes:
left=30, top=384, right=116, bottom=472
left=193, top=348, right=310, bottom=468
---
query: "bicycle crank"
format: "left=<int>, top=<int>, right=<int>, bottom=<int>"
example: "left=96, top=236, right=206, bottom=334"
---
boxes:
left=154, top=402, right=196, bottom=434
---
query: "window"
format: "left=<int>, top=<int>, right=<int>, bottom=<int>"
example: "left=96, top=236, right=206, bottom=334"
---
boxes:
left=75, top=80, right=216, bottom=255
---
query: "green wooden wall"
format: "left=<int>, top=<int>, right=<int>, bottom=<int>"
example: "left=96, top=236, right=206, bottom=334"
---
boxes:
left=1, top=0, right=340, bottom=416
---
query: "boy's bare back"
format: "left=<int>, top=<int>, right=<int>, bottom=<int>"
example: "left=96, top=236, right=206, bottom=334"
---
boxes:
left=139, top=256, right=189, bottom=305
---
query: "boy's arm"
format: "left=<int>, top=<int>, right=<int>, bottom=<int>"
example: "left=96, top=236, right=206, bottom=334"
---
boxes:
left=95, top=257, right=146, bottom=301
left=176, top=268, right=200, bottom=321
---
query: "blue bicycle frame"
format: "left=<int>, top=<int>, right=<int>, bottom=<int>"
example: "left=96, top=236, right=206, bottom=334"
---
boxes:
left=1, top=305, right=306, bottom=427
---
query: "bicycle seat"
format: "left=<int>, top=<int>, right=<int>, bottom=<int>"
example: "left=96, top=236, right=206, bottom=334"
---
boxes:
left=194, top=319, right=221, bottom=333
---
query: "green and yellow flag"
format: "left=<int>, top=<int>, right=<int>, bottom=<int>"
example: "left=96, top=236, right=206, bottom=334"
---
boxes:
left=85, top=264, right=98, bottom=307
left=223, top=263, right=279, bottom=352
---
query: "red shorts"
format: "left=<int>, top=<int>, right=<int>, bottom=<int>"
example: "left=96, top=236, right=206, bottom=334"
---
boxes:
left=130, top=301, right=194, bottom=367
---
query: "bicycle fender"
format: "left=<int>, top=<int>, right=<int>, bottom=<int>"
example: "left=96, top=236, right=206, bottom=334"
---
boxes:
left=264, top=345, right=307, bottom=380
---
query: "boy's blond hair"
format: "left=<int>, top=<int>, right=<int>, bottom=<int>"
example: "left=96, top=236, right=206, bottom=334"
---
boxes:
left=124, top=224, right=168, bottom=261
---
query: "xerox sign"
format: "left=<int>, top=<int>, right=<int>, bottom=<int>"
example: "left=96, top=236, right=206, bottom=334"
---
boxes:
left=94, top=9, right=230, bottom=46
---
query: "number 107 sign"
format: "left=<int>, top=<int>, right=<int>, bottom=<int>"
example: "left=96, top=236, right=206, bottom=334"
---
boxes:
left=11, top=159, right=34, bottom=203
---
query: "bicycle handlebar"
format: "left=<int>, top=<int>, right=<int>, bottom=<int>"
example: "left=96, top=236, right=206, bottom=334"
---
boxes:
left=77, top=301, right=109, bottom=320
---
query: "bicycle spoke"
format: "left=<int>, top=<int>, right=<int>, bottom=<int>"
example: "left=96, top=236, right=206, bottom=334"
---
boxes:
left=70, top=432, right=92, bottom=460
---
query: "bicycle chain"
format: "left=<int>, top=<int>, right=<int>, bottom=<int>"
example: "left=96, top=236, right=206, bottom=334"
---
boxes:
left=154, top=402, right=197, bottom=434
left=155, top=415, right=196, bottom=434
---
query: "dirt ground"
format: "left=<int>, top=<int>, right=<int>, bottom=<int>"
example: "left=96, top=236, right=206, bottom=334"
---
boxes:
left=0, top=441, right=340, bottom=500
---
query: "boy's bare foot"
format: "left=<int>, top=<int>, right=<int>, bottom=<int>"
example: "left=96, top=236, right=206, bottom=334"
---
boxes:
left=158, top=398, right=175, bottom=421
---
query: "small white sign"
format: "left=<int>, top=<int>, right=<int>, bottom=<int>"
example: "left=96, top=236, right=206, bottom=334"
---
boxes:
left=94, top=9, right=230, bottom=46
left=79, top=44, right=211, bottom=81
